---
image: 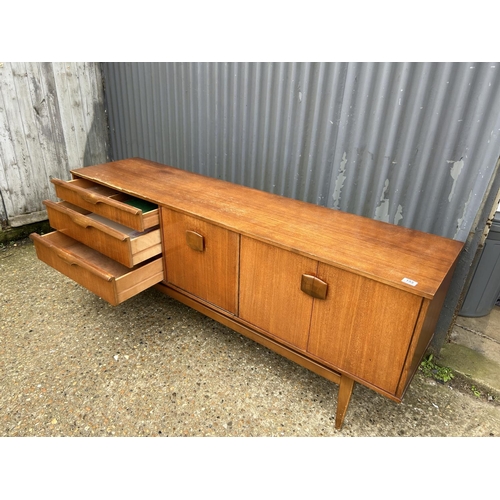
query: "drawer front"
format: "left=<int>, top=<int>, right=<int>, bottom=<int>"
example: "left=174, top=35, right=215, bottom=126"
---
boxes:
left=52, top=178, right=159, bottom=232
left=30, top=232, right=163, bottom=306
left=162, top=208, right=239, bottom=314
left=44, top=200, right=161, bottom=267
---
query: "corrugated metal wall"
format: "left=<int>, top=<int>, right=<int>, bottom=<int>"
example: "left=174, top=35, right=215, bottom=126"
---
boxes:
left=103, top=62, right=500, bottom=242
left=102, top=61, right=500, bottom=351
left=0, top=62, right=109, bottom=227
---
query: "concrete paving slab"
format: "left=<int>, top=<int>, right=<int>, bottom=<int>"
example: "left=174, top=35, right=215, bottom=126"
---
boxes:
left=438, top=343, right=500, bottom=397
left=449, top=323, right=500, bottom=368
left=445, top=304, right=500, bottom=398
left=1, top=239, right=500, bottom=437
left=456, top=306, right=500, bottom=343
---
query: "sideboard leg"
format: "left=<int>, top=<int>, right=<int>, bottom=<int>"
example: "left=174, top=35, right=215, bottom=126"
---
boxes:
left=335, top=375, right=355, bottom=430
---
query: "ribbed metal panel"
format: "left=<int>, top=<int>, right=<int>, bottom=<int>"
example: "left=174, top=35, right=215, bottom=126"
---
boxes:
left=103, top=62, right=500, bottom=241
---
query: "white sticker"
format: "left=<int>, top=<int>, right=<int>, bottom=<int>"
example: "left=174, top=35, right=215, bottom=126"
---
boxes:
left=402, top=278, right=418, bottom=286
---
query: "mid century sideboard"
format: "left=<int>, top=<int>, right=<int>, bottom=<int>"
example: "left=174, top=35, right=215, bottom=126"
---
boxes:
left=30, top=158, right=464, bottom=429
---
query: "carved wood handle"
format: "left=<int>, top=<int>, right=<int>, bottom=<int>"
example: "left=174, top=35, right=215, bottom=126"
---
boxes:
left=53, top=246, right=115, bottom=282
left=30, top=233, right=114, bottom=282
left=43, top=200, right=129, bottom=242
left=186, top=230, right=205, bottom=252
left=70, top=212, right=129, bottom=241
left=301, top=274, right=328, bottom=300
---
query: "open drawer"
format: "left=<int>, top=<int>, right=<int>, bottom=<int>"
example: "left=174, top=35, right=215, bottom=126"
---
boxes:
left=30, top=232, right=164, bottom=306
left=51, top=178, right=159, bottom=232
left=44, top=200, right=162, bottom=267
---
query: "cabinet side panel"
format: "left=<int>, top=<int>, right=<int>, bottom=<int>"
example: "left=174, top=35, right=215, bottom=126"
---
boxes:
left=239, top=237, right=316, bottom=351
left=396, top=263, right=456, bottom=398
left=308, top=264, right=422, bottom=395
left=161, top=208, right=239, bottom=314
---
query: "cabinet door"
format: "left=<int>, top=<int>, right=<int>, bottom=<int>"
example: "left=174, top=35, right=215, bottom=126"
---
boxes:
left=239, top=237, right=317, bottom=351
left=162, top=208, right=239, bottom=314
left=307, top=264, right=422, bottom=395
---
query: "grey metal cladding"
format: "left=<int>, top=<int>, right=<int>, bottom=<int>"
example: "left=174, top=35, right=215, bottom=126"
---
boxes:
left=102, top=62, right=500, bottom=240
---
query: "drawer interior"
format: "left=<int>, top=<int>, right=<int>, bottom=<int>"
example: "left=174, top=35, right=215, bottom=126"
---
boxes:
left=31, top=232, right=164, bottom=305
left=37, top=231, right=137, bottom=276
left=66, top=179, right=158, bottom=213
left=53, top=201, right=157, bottom=239
left=52, top=178, right=159, bottom=231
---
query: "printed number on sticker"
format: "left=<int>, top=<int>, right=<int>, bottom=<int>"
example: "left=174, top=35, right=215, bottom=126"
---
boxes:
left=402, top=278, right=418, bottom=286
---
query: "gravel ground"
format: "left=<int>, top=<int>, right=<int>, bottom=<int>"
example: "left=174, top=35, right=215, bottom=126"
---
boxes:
left=1, top=238, right=500, bottom=437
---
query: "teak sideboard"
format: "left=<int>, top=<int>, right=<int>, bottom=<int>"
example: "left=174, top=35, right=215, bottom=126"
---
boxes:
left=30, top=158, right=464, bottom=429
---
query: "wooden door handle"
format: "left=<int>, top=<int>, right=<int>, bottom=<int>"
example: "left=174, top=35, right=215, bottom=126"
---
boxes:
left=186, top=230, right=205, bottom=252
left=301, top=274, right=328, bottom=300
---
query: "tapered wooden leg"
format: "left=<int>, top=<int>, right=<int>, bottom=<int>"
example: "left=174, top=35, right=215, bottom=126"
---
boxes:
left=335, top=375, right=355, bottom=430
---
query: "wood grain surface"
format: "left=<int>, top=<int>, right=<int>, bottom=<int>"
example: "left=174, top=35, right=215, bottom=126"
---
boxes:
left=307, top=264, right=423, bottom=394
left=30, top=232, right=163, bottom=306
left=239, top=236, right=316, bottom=350
left=52, top=178, right=159, bottom=232
left=44, top=200, right=161, bottom=267
left=162, top=208, right=239, bottom=314
left=72, top=158, right=464, bottom=299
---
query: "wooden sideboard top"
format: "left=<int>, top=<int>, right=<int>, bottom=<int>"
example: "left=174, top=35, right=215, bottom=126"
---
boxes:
left=72, top=157, right=464, bottom=299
